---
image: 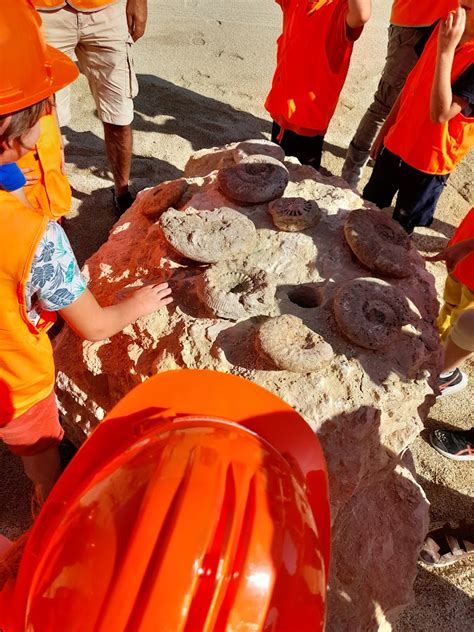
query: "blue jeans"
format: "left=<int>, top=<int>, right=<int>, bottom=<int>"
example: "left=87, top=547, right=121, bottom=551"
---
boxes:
left=363, top=146, right=449, bottom=233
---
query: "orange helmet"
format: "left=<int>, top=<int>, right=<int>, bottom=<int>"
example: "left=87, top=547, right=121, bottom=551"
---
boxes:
left=0, top=0, right=78, bottom=115
left=9, top=370, right=330, bottom=631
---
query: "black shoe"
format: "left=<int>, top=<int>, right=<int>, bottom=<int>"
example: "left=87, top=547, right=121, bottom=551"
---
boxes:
left=436, top=367, right=468, bottom=397
left=112, top=188, right=135, bottom=217
left=430, top=428, right=474, bottom=461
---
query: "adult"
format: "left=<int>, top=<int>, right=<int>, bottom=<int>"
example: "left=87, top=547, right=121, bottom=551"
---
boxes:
left=342, top=0, right=457, bottom=187
left=33, top=0, right=148, bottom=215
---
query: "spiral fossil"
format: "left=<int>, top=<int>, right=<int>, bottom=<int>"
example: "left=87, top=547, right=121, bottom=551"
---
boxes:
left=344, top=208, right=413, bottom=278
left=333, top=277, right=414, bottom=350
left=255, top=314, right=333, bottom=372
left=217, top=158, right=288, bottom=205
left=159, top=206, right=257, bottom=263
left=196, top=263, right=276, bottom=320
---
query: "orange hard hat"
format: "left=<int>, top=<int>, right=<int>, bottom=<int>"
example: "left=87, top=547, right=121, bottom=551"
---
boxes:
left=9, top=370, right=330, bottom=631
left=0, top=0, right=79, bottom=116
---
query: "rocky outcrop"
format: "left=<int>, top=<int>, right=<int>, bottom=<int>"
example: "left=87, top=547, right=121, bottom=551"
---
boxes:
left=54, top=141, right=438, bottom=630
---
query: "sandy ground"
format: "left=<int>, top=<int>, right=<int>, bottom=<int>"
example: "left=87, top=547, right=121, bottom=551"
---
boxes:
left=0, top=0, right=472, bottom=628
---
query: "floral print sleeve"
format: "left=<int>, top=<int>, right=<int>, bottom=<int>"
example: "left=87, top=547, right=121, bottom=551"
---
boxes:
left=26, top=221, right=87, bottom=324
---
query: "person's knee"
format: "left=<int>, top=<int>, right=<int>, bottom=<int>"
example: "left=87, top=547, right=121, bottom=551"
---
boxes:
left=451, top=308, right=474, bottom=352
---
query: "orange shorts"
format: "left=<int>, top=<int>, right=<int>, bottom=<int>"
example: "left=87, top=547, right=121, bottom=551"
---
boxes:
left=0, top=391, right=64, bottom=457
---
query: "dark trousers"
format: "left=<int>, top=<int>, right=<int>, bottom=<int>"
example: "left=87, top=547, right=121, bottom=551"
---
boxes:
left=271, top=122, right=324, bottom=170
left=363, top=146, right=449, bottom=233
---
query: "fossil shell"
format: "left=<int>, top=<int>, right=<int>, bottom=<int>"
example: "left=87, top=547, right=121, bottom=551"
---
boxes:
left=196, top=263, right=276, bottom=320
left=217, top=159, right=289, bottom=205
left=268, top=197, right=321, bottom=232
left=140, top=178, right=188, bottom=219
left=256, top=314, right=333, bottom=372
left=159, top=206, right=257, bottom=263
left=333, top=277, right=413, bottom=350
left=233, top=139, right=286, bottom=164
left=344, top=209, right=413, bottom=278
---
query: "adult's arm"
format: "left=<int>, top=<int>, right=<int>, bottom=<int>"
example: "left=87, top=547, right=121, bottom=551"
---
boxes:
left=126, top=0, right=148, bottom=42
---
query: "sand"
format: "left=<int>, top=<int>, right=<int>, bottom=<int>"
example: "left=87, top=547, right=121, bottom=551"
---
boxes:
left=0, top=1, right=472, bottom=628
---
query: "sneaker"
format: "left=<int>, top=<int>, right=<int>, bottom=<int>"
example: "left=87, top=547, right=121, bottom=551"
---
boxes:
left=420, top=520, right=474, bottom=566
left=112, top=188, right=135, bottom=217
left=436, top=367, right=468, bottom=397
left=430, top=428, right=474, bottom=461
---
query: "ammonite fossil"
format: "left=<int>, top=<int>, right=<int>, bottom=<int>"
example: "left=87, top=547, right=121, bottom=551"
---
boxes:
left=344, top=208, right=413, bottom=278
left=268, top=197, right=321, bottom=232
left=140, top=178, right=188, bottom=219
left=233, top=139, right=286, bottom=164
left=256, top=314, right=333, bottom=372
left=159, top=206, right=257, bottom=263
left=217, top=158, right=288, bottom=205
left=196, top=263, right=276, bottom=320
left=333, top=277, right=414, bottom=350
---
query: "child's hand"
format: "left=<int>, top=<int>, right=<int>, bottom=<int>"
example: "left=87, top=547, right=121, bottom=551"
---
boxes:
left=424, top=239, right=474, bottom=272
left=438, top=8, right=466, bottom=55
left=21, top=167, right=40, bottom=186
left=128, top=282, right=173, bottom=317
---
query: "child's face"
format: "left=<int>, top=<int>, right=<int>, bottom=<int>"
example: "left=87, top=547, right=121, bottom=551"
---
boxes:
left=0, top=120, right=41, bottom=164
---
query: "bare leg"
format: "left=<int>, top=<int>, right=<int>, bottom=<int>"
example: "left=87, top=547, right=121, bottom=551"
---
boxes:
left=103, top=122, right=132, bottom=197
left=443, top=336, right=473, bottom=373
left=21, top=446, right=61, bottom=502
left=443, top=308, right=474, bottom=373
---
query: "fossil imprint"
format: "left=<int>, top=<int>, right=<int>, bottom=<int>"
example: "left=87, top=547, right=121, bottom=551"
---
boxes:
left=159, top=206, right=257, bottom=263
left=344, top=208, right=413, bottom=279
left=256, top=314, right=334, bottom=372
left=217, top=157, right=289, bottom=205
left=333, top=277, right=415, bottom=350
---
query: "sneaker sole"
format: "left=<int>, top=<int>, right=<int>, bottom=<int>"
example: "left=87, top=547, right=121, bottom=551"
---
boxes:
left=430, top=435, right=474, bottom=461
left=436, top=371, right=468, bottom=398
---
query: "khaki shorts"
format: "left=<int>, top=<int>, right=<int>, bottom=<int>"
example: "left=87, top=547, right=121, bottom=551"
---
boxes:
left=437, top=275, right=474, bottom=350
left=39, top=0, right=138, bottom=126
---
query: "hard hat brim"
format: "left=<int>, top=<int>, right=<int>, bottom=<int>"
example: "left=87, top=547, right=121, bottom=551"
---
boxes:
left=0, top=45, right=79, bottom=116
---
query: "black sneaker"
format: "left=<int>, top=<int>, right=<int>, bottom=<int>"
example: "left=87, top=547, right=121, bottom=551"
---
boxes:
left=112, top=188, right=135, bottom=217
left=436, top=368, right=468, bottom=397
left=430, top=428, right=474, bottom=461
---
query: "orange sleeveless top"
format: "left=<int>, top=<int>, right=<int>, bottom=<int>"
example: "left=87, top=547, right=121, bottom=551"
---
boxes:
left=385, top=27, right=474, bottom=175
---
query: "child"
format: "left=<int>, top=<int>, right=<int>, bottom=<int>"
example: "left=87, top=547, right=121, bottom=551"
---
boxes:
left=417, top=206, right=474, bottom=463
left=265, top=0, right=372, bottom=171
left=0, top=0, right=173, bottom=503
left=342, top=0, right=457, bottom=186
left=363, top=5, right=474, bottom=234
left=0, top=162, right=31, bottom=207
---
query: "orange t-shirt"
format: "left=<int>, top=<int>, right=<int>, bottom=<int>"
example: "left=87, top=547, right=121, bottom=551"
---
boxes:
left=34, top=0, right=115, bottom=11
left=265, top=0, right=363, bottom=136
left=390, top=0, right=458, bottom=27
left=449, top=207, right=474, bottom=290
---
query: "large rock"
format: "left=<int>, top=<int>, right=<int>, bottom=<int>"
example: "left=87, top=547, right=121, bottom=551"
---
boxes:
left=54, top=141, right=438, bottom=630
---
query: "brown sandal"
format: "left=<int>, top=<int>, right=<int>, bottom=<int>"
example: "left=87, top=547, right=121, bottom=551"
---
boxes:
left=420, top=520, right=474, bottom=567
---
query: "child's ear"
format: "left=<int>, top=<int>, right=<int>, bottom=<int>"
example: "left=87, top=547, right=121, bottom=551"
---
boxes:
left=0, top=116, right=12, bottom=136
